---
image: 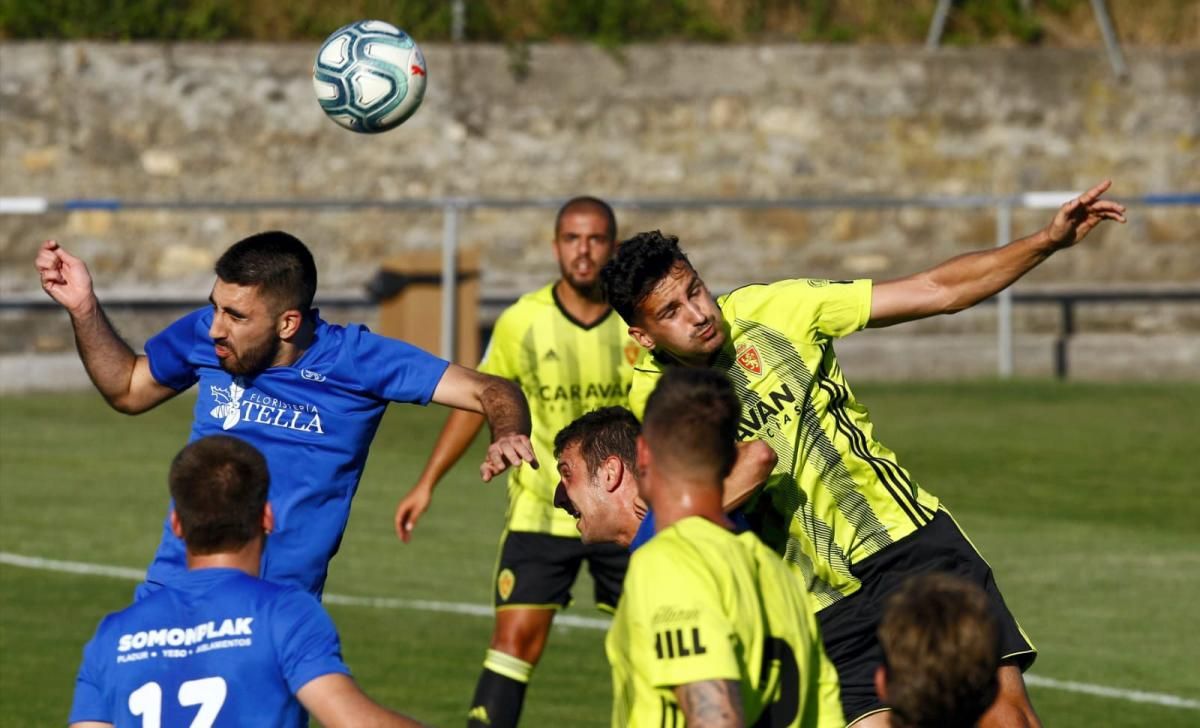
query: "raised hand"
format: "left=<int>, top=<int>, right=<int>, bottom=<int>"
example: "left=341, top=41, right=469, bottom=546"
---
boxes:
left=1046, top=180, right=1127, bottom=250
left=480, top=433, right=538, bottom=483
left=35, top=240, right=96, bottom=314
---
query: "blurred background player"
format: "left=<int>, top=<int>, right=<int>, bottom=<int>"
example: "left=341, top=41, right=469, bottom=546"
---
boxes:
left=69, top=435, right=426, bottom=728
left=603, top=180, right=1126, bottom=727
left=561, top=368, right=842, bottom=728
left=393, top=197, right=635, bottom=728
left=35, top=231, right=536, bottom=599
left=875, top=573, right=1002, bottom=728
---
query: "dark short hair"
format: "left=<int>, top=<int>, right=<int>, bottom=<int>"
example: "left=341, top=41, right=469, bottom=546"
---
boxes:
left=169, top=435, right=270, bottom=555
left=214, top=231, right=318, bottom=312
left=553, top=406, right=640, bottom=475
left=600, top=230, right=691, bottom=325
left=878, top=573, right=1002, bottom=728
left=642, top=367, right=739, bottom=481
left=554, top=196, right=617, bottom=242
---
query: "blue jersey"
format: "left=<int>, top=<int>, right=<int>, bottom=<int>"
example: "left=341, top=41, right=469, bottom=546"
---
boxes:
left=142, top=308, right=450, bottom=596
left=70, top=568, right=349, bottom=727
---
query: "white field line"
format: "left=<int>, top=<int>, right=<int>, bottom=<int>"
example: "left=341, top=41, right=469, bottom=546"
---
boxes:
left=1022, top=675, right=1198, bottom=710
left=0, top=553, right=612, bottom=630
left=3, top=552, right=1197, bottom=710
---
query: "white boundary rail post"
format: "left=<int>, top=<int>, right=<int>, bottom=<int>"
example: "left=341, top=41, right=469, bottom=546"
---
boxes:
left=996, top=200, right=1015, bottom=378
left=441, top=200, right=461, bottom=362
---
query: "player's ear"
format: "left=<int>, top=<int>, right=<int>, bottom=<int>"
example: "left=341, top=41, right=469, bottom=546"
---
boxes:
left=874, top=665, right=888, bottom=702
left=627, top=325, right=655, bottom=351
left=602, top=455, right=624, bottom=492
left=277, top=308, right=303, bottom=339
left=262, top=502, right=275, bottom=536
left=169, top=510, right=183, bottom=539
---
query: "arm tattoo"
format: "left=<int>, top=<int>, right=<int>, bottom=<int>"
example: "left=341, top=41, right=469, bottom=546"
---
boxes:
left=675, top=680, right=744, bottom=728
left=478, top=377, right=532, bottom=440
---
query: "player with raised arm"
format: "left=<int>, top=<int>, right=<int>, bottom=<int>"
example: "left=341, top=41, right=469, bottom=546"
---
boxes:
left=393, top=197, right=634, bottom=728
left=555, top=369, right=842, bottom=728
left=35, top=231, right=535, bottom=599
left=69, top=435, right=426, bottom=728
left=601, top=180, right=1126, bottom=727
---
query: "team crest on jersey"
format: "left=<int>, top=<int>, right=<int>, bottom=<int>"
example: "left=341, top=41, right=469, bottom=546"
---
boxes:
left=210, top=381, right=246, bottom=430
left=497, top=569, right=516, bottom=601
left=624, top=342, right=641, bottom=365
left=735, top=343, right=762, bottom=376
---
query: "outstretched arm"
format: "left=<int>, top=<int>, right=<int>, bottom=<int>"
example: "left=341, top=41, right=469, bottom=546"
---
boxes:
left=35, top=241, right=177, bottom=414
left=868, top=180, right=1126, bottom=328
left=674, top=680, right=745, bottom=728
left=394, top=408, right=486, bottom=542
left=298, top=673, right=428, bottom=728
left=429, top=364, right=537, bottom=482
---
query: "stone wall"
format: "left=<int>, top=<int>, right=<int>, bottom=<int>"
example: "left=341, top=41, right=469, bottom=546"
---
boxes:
left=1, top=42, right=1197, bottom=379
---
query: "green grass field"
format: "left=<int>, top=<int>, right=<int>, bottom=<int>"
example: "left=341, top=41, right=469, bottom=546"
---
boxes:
left=2, top=382, right=1198, bottom=726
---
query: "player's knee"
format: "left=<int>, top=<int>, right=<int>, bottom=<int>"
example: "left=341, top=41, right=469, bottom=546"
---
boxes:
left=489, top=617, right=552, bottom=663
left=487, top=636, right=543, bottom=664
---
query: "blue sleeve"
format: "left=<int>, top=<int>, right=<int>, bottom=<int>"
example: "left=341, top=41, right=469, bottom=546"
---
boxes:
left=68, top=623, right=112, bottom=724
left=272, top=589, right=351, bottom=695
left=348, top=326, right=451, bottom=404
left=144, top=308, right=208, bottom=391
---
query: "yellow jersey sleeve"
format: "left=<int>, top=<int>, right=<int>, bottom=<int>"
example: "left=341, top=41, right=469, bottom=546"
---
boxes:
left=477, top=306, right=522, bottom=381
left=727, top=279, right=872, bottom=343
left=624, top=540, right=741, bottom=689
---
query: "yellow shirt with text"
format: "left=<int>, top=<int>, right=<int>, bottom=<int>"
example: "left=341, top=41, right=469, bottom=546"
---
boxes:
left=629, top=279, right=940, bottom=608
left=480, top=283, right=638, bottom=537
left=607, top=517, right=842, bottom=728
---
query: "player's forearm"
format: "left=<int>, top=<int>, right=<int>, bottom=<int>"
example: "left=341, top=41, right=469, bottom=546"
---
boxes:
left=478, top=377, right=532, bottom=442
left=722, top=441, right=776, bottom=511
left=302, top=674, right=428, bottom=728
left=413, top=408, right=487, bottom=490
left=675, top=680, right=745, bottom=728
left=923, top=228, right=1055, bottom=314
left=69, top=299, right=142, bottom=412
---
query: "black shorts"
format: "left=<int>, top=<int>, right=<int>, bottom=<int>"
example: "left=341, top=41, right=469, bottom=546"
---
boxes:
left=816, top=509, right=1036, bottom=726
left=493, top=530, right=630, bottom=612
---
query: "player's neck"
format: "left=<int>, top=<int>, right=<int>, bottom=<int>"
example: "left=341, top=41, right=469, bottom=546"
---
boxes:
left=649, top=475, right=728, bottom=533
left=186, top=541, right=263, bottom=577
left=554, top=279, right=609, bottom=325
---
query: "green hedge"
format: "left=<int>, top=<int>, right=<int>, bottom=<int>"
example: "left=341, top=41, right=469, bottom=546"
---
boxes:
left=0, top=0, right=1193, bottom=44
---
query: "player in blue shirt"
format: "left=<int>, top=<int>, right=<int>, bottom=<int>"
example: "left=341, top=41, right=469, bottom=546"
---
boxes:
left=36, top=231, right=537, bottom=598
left=69, top=434, right=424, bottom=728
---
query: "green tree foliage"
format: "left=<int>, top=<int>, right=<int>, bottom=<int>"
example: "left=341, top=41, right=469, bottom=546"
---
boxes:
left=0, top=0, right=1195, bottom=45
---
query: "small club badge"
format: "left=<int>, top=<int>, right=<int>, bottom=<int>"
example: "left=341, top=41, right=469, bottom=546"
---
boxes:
left=497, top=568, right=516, bottom=602
left=736, top=343, right=762, bottom=376
left=624, top=341, right=640, bottom=366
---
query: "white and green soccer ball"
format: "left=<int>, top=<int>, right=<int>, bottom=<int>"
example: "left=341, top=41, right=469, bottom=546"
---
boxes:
left=312, top=20, right=427, bottom=133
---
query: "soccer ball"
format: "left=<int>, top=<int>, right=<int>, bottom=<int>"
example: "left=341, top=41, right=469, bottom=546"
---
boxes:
left=312, top=20, right=427, bottom=134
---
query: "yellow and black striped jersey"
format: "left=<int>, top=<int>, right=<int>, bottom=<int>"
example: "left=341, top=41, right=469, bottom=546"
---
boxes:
left=480, top=282, right=638, bottom=536
left=606, top=516, right=843, bottom=728
left=629, top=279, right=940, bottom=608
